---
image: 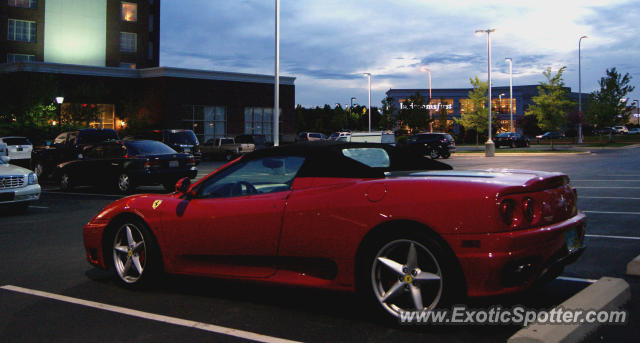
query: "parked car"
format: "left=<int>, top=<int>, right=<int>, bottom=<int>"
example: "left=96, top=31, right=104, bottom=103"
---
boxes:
left=31, top=129, right=119, bottom=179
left=535, top=131, right=564, bottom=140
left=83, top=142, right=585, bottom=321
left=126, top=130, right=202, bottom=164
left=613, top=126, right=629, bottom=134
left=628, top=128, right=640, bottom=134
left=0, top=155, right=40, bottom=211
left=335, top=131, right=396, bottom=144
left=56, top=140, right=197, bottom=194
left=594, top=127, right=613, bottom=135
left=0, top=136, right=32, bottom=168
left=295, top=132, right=327, bottom=142
left=201, top=137, right=255, bottom=161
left=235, top=134, right=270, bottom=150
left=329, top=130, right=352, bottom=141
left=404, top=132, right=456, bottom=159
left=494, top=132, right=530, bottom=148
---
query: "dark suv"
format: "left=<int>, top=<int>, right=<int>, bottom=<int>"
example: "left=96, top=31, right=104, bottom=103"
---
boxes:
left=127, top=129, right=202, bottom=164
left=495, top=132, right=529, bottom=148
left=405, top=132, right=456, bottom=159
left=32, top=129, right=119, bottom=178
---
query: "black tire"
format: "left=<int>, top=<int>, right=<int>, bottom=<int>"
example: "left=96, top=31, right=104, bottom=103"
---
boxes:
left=107, top=217, right=162, bottom=289
left=59, top=172, right=73, bottom=191
left=357, top=228, right=464, bottom=323
left=428, top=148, right=439, bottom=159
left=116, top=173, right=135, bottom=194
left=441, top=150, right=451, bottom=159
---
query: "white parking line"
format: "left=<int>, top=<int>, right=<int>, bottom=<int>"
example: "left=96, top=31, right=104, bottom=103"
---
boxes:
left=556, top=276, right=597, bottom=284
left=586, top=234, right=640, bottom=241
left=583, top=210, right=640, bottom=215
left=575, top=187, right=640, bottom=189
left=28, top=205, right=48, bottom=209
left=1, top=285, right=301, bottom=343
left=580, top=196, right=640, bottom=200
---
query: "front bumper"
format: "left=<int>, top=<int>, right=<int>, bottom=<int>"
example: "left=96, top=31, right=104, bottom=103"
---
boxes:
left=444, top=212, right=587, bottom=297
left=0, top=184, right=41, bottom=205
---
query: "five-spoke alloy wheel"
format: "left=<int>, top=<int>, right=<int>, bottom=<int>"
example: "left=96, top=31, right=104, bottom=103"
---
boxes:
left=371, top=239, right=443, bottom=317
left=113, top=223, right=147, bottom=284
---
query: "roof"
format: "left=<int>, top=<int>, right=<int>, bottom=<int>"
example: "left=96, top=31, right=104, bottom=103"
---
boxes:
left=0, top=62, right=296, bottom=86
left=243, top=141, right=452, bottom=178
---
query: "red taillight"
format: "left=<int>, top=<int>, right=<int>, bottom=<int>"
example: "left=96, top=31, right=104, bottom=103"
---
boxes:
left=522, top=197, right=535, bottom=222
left=144, top=159, right=161, bottom=168
left=499, top=199, right=515, bottom=226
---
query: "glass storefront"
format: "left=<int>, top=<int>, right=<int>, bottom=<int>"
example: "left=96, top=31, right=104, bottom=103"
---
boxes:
left=244, top=107, right=281, bottom=142
left=180, top=105, right=226, bottom=142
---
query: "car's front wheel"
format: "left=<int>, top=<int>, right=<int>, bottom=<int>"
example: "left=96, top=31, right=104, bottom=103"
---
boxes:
left=428, top=148, right=439, bottom=159
left=59, top=172, right=73, bottom=191
left=359, top=231, right=463, bottom=322
left=111, top=219, right=160, bottom=288
left=33, top=162, right=45, bottom=179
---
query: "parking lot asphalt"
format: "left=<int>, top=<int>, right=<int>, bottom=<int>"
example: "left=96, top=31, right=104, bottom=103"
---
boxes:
left=1, top=149, right=639, bottom=342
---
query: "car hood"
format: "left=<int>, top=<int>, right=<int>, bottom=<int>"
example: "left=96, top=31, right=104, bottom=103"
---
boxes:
left=0, top=163, right=32, bottom=176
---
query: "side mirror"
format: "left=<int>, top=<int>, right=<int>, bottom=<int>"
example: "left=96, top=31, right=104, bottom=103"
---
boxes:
left=0, top=156, right=10, bottom=163
left=175, top=177, right=191, bottom=194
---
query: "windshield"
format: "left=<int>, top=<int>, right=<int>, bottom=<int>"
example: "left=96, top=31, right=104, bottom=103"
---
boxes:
left=125, top=141, right=177, bottom=155
left=167, top=131, right=199, bottom=145
left=221, top=139, right=234, bottom=145
left=3, top=137, right=31, bottom=146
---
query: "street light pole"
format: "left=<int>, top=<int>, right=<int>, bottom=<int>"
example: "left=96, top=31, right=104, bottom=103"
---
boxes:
left=55, top=96, right=64, bottom=125
left=499, top=93, right=505, bottom=120
left=578, top=35, right=588, bottom=144
left=505, top=57, right=513, bottom=132
left=475, top=29, right=496, bottom=157
left=350, top=97, right=356, bottom=112
left=273, top=0, right=280, bottom=146
left=363, top=73, right=372, bottom=132
left=420, top=66, right=432, bottom=132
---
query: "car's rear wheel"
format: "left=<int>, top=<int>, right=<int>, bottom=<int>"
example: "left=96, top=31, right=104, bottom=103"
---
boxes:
left=59, top=172, right=73, bottom=191
left=116, top=173, right=135, bottom=194
left=111, top=219, right=160, bottom=288
left=440, top=150, right=451, bottom=159
left=359, top=231, right=462, bottom=322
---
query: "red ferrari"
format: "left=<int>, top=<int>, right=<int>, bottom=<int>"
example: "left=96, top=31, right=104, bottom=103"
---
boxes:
left=83, top=142, right=586, bottom=320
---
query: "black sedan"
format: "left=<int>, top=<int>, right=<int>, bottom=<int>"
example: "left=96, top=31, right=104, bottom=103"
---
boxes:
left=494, top=132, right=530, bottom=148
left=56, top=140, right=197, bottom=193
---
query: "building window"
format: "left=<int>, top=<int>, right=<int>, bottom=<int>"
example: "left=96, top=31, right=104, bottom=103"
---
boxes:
left=244, top=107, right=281, bottom=142
left=121, top=2, right=137, bottom=22
left=8, top=0, right=37, bottom=8
left=7, top=19, right=36, bottom=43
left=120, top=62, right=136, bottom=69
left=120, top=32, right=137, bottom=52
left=181, top=105, right=226, bottom=142
left=148, top=14, right=154, bottom=32
left=7, top=53, right=35, bottom=63
left=492, top=98, right=516, bottom=114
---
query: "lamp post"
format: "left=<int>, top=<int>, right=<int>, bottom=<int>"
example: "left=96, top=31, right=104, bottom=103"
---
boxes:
left=350, top=97, right=356, bottom=112
left=475, top=29, right=496, bottom=156
left=273, top=0, right=280, bottom=146
left=420, top=66, right=433, bottom=132
left=578, top=35, right=588, bottom=144
left=505, top=57, right=514, bottom=132
left=55, top=96, right=64, bottom=126
left=498, top=93, right=505, bottom=128
left=363, top=73, right=372, bottom=132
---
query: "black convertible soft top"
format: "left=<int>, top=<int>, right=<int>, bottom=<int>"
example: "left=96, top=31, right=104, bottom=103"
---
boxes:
left=242, top=141, right=452, bottom=178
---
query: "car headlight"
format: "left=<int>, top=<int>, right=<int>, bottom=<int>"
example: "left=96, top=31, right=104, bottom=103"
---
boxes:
left=28, top=172, right=38, bottom=185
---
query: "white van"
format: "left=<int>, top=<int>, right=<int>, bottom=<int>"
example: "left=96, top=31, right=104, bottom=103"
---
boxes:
left=341, top=131, right=395, bottom=144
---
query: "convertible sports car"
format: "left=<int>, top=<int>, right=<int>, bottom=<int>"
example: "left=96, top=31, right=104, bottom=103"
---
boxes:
left=83, top=142, right=586, bottom=320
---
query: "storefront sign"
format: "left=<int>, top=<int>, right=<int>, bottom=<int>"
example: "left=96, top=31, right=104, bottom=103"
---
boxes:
left=399, top=102, right=453, bottom=110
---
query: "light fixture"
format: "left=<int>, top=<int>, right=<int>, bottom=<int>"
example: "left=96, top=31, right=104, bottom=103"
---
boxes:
left=55, top=97, right=64, bottom=104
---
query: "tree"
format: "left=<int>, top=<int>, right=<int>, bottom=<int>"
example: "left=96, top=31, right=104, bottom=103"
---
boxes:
left=378, top=96, right=396, bottom=130
left=397, top=93, right=431, bottom=133
left=524, top=66, right=574, bottom=149
left=455, top=76, right=488, bottom=146
left=585, top=68, right=635, bottom=138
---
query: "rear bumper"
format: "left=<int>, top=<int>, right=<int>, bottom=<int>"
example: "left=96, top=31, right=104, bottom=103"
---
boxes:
left=444, top=212, right=587, bottom=297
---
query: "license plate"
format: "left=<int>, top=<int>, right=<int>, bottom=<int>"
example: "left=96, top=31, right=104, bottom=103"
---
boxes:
left=565, top=228, right=582, bottom=253
left=0, top=192, right=15, bottom=201
left=169, top=161, right=179, bottom=168
left=17, top=147, right=23, bottom=151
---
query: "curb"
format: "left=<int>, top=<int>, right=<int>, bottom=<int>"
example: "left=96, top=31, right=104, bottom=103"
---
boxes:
left=507, top=277, right=630, bottom=343
left=626, top=254, right=640, bottom=276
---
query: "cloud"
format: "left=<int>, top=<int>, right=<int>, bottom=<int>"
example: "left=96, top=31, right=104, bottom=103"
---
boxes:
left=160, top=0, right=640, bottom=107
